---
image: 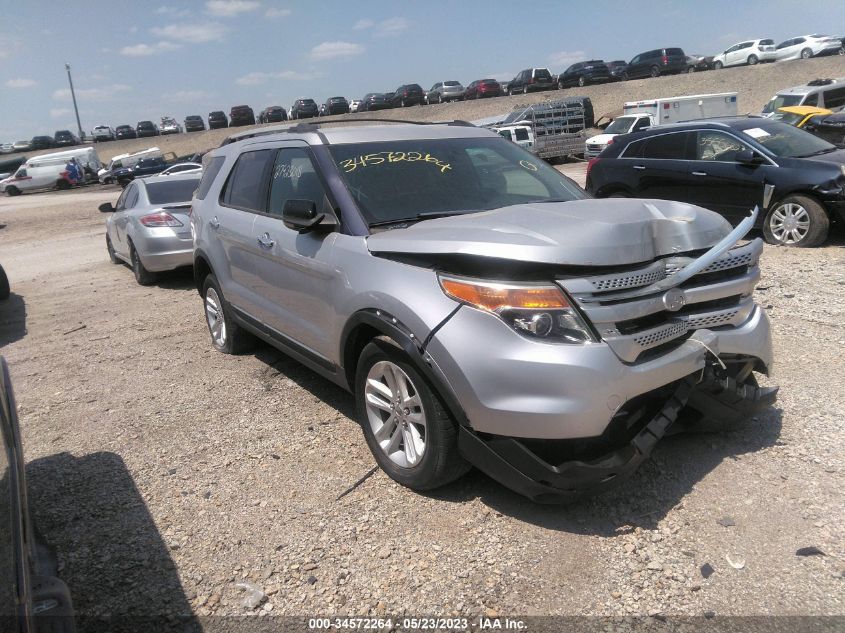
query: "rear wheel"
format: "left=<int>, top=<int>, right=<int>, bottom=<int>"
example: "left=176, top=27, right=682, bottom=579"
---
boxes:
left=202, top=274, right=254, bottom=354
left=578, top=75, right=586, bottom=87
left=763, top=195, right=829, bottom=247
left=523, top=86, right=528, bottom=94
left=650, top=65, right=660, bottom=78
left=5, top=186, right=20, bottom=197
left=801, top=47, right=813, bottom=59
left=687, top=66, right=695, bottom=74
left=747, top=54, right=758, bottom=65
left=130, top=242, right=157, bottom=285
left=356, top=338, right=469, bottom=491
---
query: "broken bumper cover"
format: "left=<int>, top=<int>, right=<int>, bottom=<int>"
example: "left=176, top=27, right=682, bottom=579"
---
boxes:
left=458, top=373, right=777, bottom=503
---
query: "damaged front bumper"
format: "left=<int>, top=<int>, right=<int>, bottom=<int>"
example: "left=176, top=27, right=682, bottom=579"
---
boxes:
left=457, top=368, right=777, bottom=504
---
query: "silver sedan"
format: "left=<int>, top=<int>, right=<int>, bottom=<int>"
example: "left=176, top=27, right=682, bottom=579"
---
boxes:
left=100, top=173, right=200, bottom=285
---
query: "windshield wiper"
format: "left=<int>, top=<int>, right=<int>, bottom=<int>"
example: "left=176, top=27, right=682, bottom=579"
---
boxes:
left=368, top=211, right=462, bottom=228
left=796, top=147, right=838, bottom=158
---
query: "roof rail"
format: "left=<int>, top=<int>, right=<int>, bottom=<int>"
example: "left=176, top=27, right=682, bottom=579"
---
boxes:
left=220, top=118, right=476, bottom=145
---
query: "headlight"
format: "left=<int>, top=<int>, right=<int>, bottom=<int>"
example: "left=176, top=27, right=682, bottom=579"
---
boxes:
left=438, top=275, right=596, bottom=344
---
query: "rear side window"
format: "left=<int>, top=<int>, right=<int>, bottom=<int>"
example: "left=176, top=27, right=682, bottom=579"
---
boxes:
left=221, top=150, right=275, bottom=212
left=760, top=39, right=774, bottom=46
left=821, top=87, right=845, bottom=109
left=696, top=131, right=748, bottom=161
left=626, top=132, right=693, bottom=159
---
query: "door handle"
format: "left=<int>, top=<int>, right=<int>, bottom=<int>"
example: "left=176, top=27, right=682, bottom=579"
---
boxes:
left=209, top=216, right=220, bottom=229
left=632, top=165, right=646, bottom=170
left=691, top=171, right=708, bottom=176
left=257, top=233, right=275, bottom=249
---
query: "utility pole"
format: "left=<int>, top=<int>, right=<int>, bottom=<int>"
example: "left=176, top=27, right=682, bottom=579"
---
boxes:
left=65, top=63, right=84, bottom=141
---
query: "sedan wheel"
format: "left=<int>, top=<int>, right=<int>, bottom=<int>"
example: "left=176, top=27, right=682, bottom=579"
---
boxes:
left=747, top=54, right=758, bottom=65
left=801, top=48, right=813, bottom=59
left=763, top=196, right=829, bottom=247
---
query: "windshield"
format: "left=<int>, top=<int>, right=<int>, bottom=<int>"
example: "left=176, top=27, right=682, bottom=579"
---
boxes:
left=762, top=94, right=803, bottom=114
left=146, top=178, right=201, bottom=205
left=604, top=116, right=638, bottom=134
left=328, top=137, right=586, bottom=226
left=444, top=81, right=460, bottom=87
left=740, top=121, right=837, bottom=158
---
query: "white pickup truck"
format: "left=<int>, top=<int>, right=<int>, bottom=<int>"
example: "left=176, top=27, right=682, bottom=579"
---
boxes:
left=585, top=92, right=738, bottom=158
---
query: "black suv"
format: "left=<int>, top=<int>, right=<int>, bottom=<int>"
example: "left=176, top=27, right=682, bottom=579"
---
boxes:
left=389, top=84, right=424, bottom=107
left=506, top=68, right=556, bottom=95
left=323, top=97, right=350, bottom=116
left=53, top=130, right=79, bottom=147
left=184, top=115, right=206, bottom=132
left=606, top=60, right=628, bottom=81
left=229, top=105, right=255, bottom=127
left=291, top=98, right=319, bottom=119
left=358, top=93, right=391, bottom=112
left=115, top=124, right=137, bottom=139
left=136, top=121, right=159, bottom=137
left=29, top=136, right=54, bottom=150
left=208, top=111, right=228, bottom=129
left=625, top=48, right=687, bottom=79
left=586, top=117, right=845, bottom=247
left=557, top=60, right=611, bottom=88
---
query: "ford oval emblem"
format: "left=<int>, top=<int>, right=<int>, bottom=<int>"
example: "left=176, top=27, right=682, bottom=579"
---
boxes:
left=662, top=288, right=686, bottom=312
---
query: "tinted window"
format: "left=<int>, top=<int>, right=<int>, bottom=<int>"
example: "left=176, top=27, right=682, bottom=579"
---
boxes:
left=514, top=128, right=530, bottom=141
left=444, top=81, right=460, bottom=86
left=196, top=156, right=225, bottom=200
left=146, top=178, right=202, bottom=205
left=124, top=184, right=139, bottom=209
left=821, top=87, right=845, bottom=109
left=802, top=94, right=819, bottom=107
left=696, top=131, right=749, bottom=161
left=637, top=132, right=692, bottom=159
left=328, top=137, right=585, bottom=225
left=665, top=48, right=684, bottom=56
left=268, top=148, right=329, bottom=217
left=760, top=39, right=774, bottom=45
left=222, top=150, right=274, bottom=212
left=534, top=69, right=552, bottom=80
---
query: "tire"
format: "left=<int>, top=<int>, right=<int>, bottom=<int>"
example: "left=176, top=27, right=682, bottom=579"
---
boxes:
left=106, top=235, right=120, bottom=264
left=523, top=86, right=529, bottom=94
left=650, top=65, right=660, bottom=78
left=5, top=186, right=20, bottom=197
left=713, top=61, right=723, bottom=70
left=622, top=72, right=629, bottom=81
left=687, top=66, right=695, bottom=74
left=401, top=99, right=406, bottom=107
left=0, top=264, right=9, bottom=300
left=747, top=54, right=758, bottom=65
left=801, top=48, right=813, bottom=59
left=762, top=195, right=829, bottom=247
left=201, top=274, right=254, bottom=354
left=508, top=88, right=514, bottom=96
left=578, top=75, right=586, bottom=87
left=56, top=179, right=70, bottom=190
left=129, top=242, right=157, bottom=285
left=355, top=338, right=469, bottom=491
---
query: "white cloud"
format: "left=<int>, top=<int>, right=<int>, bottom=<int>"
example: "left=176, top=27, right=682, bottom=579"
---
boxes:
left=53, top=84, right=132, bottom=102
left=265, top=7, right=290, bottom=18
left=374, top=17, right=409, bottom=37
left=162, top=90, right=210, bottom=101
left=120, top=41, right=180, bottom=56
left=309, top=41, right=364, bottom=61
left=235, top=69, right=313, bottom=85
left=6, top=78, right=36, bottom=89
left=353, top=18, right=373, bottom=30
left=50, top=108, right=71, bottom=119
left=151, top=22, right=227, bottom=43
left=156, top=5, right=191, bottom=16
left=205, top=0, right=260, bottom=17
left=548, top=50, right=587, bottom=69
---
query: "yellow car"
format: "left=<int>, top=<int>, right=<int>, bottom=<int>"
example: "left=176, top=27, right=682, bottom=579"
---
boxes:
left=773, top=105, right=832, bottom=129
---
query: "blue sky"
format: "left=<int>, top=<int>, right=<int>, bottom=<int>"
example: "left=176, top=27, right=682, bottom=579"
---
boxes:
left=2, top=0, right=845, bottom=140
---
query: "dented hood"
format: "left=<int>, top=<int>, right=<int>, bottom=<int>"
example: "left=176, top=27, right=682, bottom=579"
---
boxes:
left=366, top=198, right=733, bottom=266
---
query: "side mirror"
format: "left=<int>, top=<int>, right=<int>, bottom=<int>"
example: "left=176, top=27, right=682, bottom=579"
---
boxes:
left=282, top=199, right=337, bottom=233
left=736, top=150, right=763, bottom=166
left=98, top=202, right=115, bottom=213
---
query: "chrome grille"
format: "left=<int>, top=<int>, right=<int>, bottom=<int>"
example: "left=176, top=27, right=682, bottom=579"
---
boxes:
left=559, top=239, right=763, bottom=363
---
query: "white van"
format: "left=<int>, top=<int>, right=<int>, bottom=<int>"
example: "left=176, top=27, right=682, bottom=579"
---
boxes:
left=585, top=92, right=738, bottom=157
left=0, top=148, right=102, bottom=196
left=761, top=78, right=845, bottom=116
left=98, top=147, right=163, bottom=183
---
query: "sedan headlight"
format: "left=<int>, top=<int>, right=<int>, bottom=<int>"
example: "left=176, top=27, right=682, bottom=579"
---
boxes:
left=438, top=275, right=596, bottom=344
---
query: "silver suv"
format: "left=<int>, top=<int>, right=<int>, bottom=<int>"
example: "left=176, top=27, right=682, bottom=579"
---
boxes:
left=191, top=121, right=776, bottom=503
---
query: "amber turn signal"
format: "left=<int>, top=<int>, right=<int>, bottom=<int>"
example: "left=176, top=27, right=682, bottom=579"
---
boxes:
left=439, top=277, right=570, bottom=312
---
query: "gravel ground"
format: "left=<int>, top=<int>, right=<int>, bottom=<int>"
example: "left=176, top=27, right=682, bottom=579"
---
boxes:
left=1, top=57, right=844, bottom=628
left=5, top=56, right=845, bottom=167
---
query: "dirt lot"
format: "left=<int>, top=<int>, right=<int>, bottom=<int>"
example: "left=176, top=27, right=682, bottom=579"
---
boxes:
left=1, top=177, right=844, bottom=628
left=6, top=56, right=845, bottom=167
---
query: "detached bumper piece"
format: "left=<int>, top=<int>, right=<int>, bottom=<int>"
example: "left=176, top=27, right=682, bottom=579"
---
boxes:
left=459, top=369, right=777, bottom=504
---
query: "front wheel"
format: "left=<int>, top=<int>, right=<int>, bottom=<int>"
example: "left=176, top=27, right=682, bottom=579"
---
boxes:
left=578, top=76, right=586, bottom=87
left=713, top=61, right=723, bottom=70
left=5, top=186, right=20, bottom=197
left=356, top=338, right=469, bottom=491
left=763, top=195, right=829, bottom=247
left=801, top=48, right=813, bottom=59
left=747, top=54, right=758, bottom=65
left=650, top=66, right=660, bottom=78
left=687, top=66, right=695, bottom=74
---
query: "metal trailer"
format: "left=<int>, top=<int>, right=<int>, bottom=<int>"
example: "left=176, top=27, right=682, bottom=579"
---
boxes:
left=492, top=97, right=589, bottom=160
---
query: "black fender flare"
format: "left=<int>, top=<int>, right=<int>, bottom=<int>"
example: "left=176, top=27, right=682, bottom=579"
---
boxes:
left=339, top=308, right=469, bottom=426
left=192, top=248, right=214, bottom=294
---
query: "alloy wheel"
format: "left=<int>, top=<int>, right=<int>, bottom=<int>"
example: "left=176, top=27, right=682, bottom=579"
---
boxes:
left=769, top=202, right=811, bottom=244
left=364, top=360, right=427, bottom=468
left=205, top=287, right=227, bottom=348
